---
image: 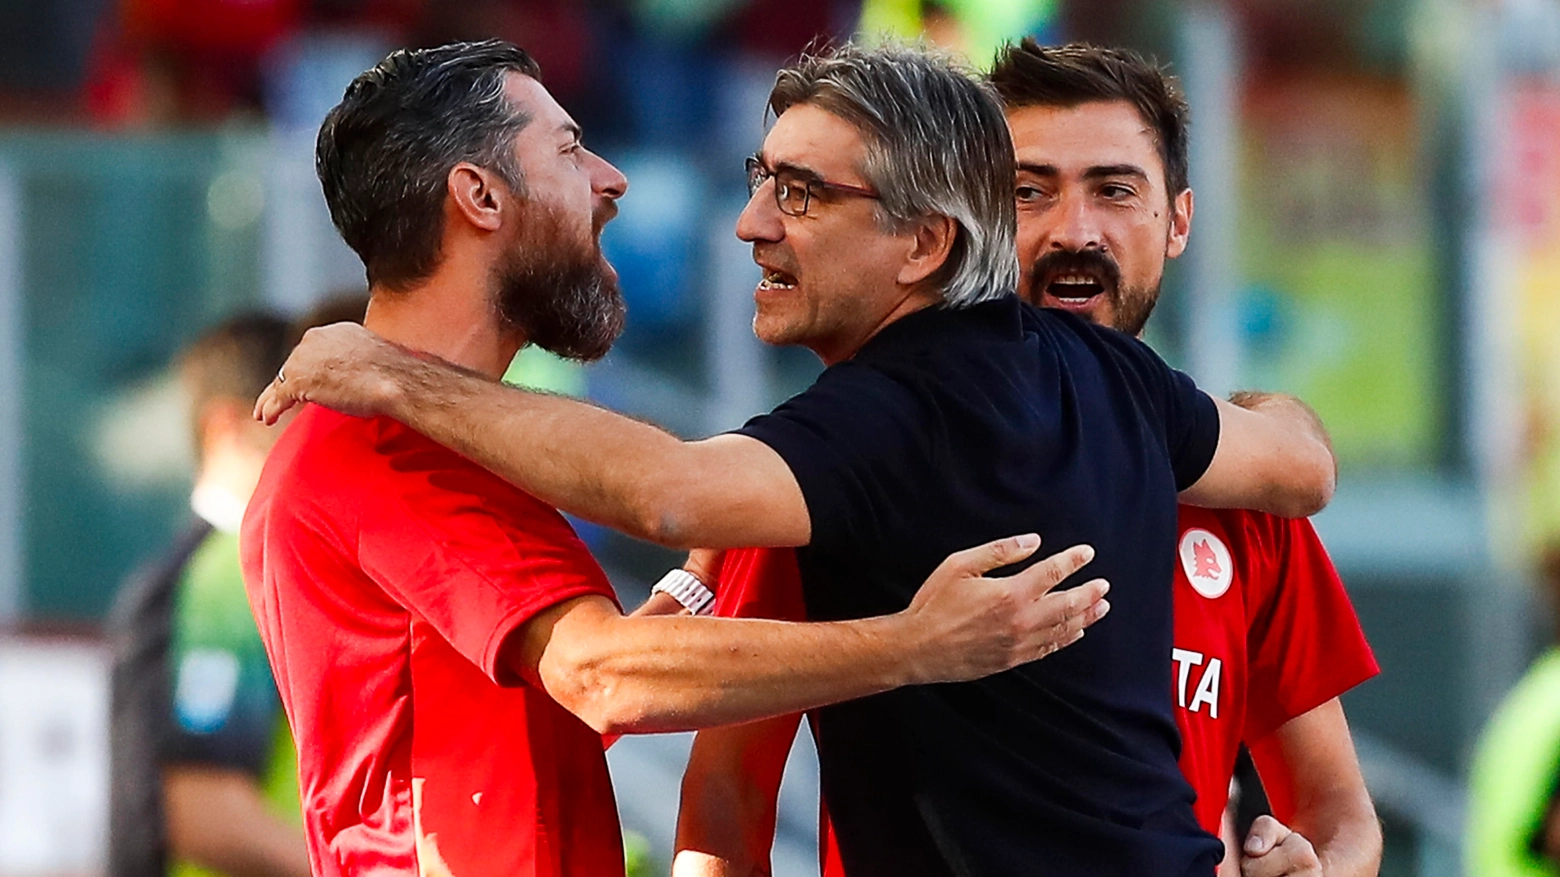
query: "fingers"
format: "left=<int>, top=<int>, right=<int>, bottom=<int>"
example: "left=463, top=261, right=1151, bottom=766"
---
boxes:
left=1027, top=578, right=1110, bottom=661
left=254, top=378, right=302, bottom=425
left=1243, top=816, right=1291, bottom=857
left=938, top=532, right=1043, bottom=578
left=1003, top=543, right=1096, bottom=597
left=1240, top=817, right=1321, bottom=877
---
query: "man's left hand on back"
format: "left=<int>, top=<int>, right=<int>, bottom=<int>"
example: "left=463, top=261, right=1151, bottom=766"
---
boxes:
left=1241, top=815, right=1323, bottom=877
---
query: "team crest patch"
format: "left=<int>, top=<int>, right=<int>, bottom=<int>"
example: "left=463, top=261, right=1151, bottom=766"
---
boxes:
left=1178, top=529, right=1233, bottom=599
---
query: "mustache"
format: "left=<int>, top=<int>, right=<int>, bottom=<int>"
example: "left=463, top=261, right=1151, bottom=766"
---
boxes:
left=1029, top=249, right=1122, bottom=293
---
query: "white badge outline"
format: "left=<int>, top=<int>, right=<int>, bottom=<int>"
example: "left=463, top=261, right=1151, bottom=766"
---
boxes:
left=1178, top=528, right=1233, bottom=599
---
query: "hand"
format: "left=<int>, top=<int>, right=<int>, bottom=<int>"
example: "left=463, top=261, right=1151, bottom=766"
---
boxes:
left=254, top=323, right=408, bottom=425
left=684, top=549, right=726, bottom=588
left=900, top=534, right=1108, bottom=685
left=1241, top=815, right=1322, bottom=877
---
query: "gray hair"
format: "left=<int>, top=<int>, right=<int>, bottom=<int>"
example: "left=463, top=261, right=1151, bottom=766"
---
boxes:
left=768, top=42, right=1018, bottom=307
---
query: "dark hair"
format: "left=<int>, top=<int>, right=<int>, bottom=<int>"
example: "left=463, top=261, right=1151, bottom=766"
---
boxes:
left=769, top=42, right=1018, bottom=307
left=180, top=312, right=291, bottom=420
left=988, top=39, right=1190, bottom=197
left=316, top=40, right=542, bottom=290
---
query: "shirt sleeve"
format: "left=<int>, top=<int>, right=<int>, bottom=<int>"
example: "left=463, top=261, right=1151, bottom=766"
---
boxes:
left=1243, top=516, right=1380, bottom=741
left=735, top=363, right=931, bottom=555
left=1094, top=328, right=1221, bottom=490
left=714, top=548, right=808, bottom=621
left=356, top=445, right=618, bottom=684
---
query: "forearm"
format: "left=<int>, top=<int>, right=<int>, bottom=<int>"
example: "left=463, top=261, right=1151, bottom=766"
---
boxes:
left=674, top=716, right=801, bottom=875
left=381, top=356, right=704, bottom=544
left=164, top=767, right=311, bottom=877
left=1182, top=393, right=1337, bottom=517
left=1249, top=701, right=1381, bottom=877
left=533, top=607, right=922, bottom=735
left=1283, top=787, right=1381, bottom=877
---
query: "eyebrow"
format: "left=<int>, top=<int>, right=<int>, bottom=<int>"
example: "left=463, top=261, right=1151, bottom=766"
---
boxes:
left=559, top=121, right=583, bottom=143
left=752, top=152, right=825, bottom=184
left=1015, top=162, right=1150, bottom=182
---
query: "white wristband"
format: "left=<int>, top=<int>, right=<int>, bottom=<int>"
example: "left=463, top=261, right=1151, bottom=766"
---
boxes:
left=651, top=568, right=716, bottom=616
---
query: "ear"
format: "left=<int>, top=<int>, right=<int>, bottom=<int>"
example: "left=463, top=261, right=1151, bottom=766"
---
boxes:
left=447, top=162, right=506, bottom=233
left=1165, top=188, right=1193, bottom=260
left=896, top=214, right=959, bottom=287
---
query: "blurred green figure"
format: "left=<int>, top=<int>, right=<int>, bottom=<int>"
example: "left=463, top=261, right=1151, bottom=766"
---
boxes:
left=1468, top=549, right=1560, bottom=876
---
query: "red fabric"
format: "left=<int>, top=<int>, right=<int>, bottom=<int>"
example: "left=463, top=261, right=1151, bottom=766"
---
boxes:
left=1171, top=507, right=1379, bottom=834
left=241, top=407, right=625, bottom=877
left=710, top=507, right=1378, bottom=867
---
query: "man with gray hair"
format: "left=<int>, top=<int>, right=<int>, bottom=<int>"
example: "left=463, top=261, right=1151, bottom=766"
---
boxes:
left=260, top=42, right=1336, bottom=875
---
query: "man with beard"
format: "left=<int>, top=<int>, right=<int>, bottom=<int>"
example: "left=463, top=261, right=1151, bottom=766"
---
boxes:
left=674, top=41, right=1383, bottom=877
left=240, top=40, right=1116, bottom=877
left=258, top=43, right=1338, bottom=875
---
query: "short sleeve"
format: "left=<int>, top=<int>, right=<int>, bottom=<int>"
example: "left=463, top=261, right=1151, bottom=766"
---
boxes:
left=1243, top=517, right=1379, bottom=740
left=735, top=363, right=931, bottom=554
left=356, top=446, right=617, bottom=683
left=1092, top=329, right=1220, bottom=490
left=1160, top=367, right=1220, bottom=491
left=714, top=548, right=808, bottom=621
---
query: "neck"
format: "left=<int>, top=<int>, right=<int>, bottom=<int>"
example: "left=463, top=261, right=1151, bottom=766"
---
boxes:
left=815, top=286, right=942, bottom=366
left=192, top=444, right=267, bottom=531
left=364, top=269, right=523, bottom=379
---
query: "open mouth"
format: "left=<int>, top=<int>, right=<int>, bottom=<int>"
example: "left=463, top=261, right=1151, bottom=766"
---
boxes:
left=758, top=268, right=798, bottom=290
left=1044, top=273, right=1106, bottom=304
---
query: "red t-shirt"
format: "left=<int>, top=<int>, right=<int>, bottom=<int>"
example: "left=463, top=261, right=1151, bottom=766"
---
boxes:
left=709, top=506, right=1378, bottom=872
left=1169, top=506, right=1378, bottom=833
left=241, top=407, right=625, bottom=877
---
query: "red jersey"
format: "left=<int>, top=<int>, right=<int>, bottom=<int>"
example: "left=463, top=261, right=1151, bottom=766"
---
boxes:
left=241, top=407, right=625, bottom=877
left=1169, top=506, right=1378, bottom=832
left=709, top=506, right=1377, bottom=871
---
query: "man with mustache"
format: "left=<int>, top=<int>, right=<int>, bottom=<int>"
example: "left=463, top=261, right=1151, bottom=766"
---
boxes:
left=259, top=42, right=1338, bottom=874
left=673, top=41, right=1382, bottom=877
left=240, top=39, right=1115, bottom=877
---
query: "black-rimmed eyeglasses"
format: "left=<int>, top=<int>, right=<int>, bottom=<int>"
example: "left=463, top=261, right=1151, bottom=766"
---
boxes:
left=744, top=156, right=880, bottom=217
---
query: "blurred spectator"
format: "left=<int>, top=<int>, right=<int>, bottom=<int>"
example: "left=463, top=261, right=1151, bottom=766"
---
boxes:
left=84, top=0, right=420, bottom=127
left=1467, top=552, right=1560, bottom=876
left=105, top=302, right=361, bottom=877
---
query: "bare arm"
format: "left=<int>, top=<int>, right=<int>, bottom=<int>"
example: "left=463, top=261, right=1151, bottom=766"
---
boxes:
left=1242, top=699, right=1382, bottom=877
left=1180, top=393, right=1336, bottom=519
left=509, top=535, right=1108, bottom=736
left=164, top=767, right=311, bottom=877
left=255, top=324, right=807, bottom=549
left=672, top=714, right=803, bottom=876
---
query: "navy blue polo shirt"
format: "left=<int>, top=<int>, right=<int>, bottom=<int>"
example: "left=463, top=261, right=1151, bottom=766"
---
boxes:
left=737, top=294, right=1224, bottom=877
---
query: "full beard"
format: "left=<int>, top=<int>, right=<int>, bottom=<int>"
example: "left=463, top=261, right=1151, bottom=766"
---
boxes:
left=494, top=217, right=626, bottom=362
left=1027, top=248, right=1160, bottom=337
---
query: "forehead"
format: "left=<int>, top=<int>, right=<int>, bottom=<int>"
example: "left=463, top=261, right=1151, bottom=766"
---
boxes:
left=761, top=103, right=869, bottom=177
left=503, top=72, right=575, bottom=140
left=1006, top=100, right=1165, bottom=185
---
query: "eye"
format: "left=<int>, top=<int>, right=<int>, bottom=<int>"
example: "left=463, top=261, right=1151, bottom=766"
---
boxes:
left=1015, top=184, right=1052, bottom=207
left=1100, top=183, right=1135, bottom=200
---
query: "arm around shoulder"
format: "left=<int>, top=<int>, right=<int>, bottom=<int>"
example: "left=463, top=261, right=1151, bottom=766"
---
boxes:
left=1180, top=393, right=1336, bottom=518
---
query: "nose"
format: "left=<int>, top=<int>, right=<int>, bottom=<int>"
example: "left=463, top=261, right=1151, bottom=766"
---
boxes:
left=1047, top=190, right=1104, bottom=253
left=735, top=179, right=783, bottom=244
left=589, top=150, right=628, bottom=200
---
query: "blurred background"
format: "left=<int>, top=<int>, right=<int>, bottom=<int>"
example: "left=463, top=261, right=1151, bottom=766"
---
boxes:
left=0, top=0, right=1556, bottom=875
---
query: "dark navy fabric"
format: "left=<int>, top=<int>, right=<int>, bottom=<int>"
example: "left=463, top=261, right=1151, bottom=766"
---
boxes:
left=737, top=295, right=1223, bottom=877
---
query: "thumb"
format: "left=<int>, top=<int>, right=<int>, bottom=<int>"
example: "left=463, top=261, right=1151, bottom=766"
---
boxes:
left=1244, top=815, right=1291, bottom=857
